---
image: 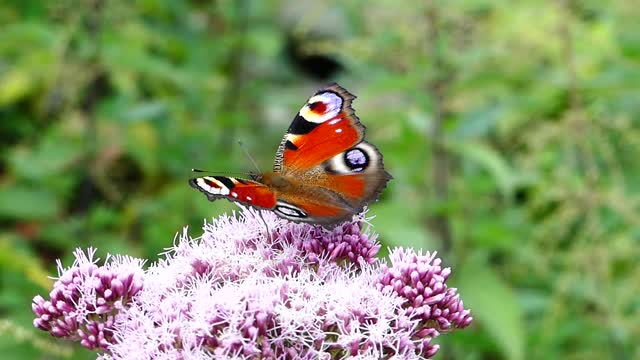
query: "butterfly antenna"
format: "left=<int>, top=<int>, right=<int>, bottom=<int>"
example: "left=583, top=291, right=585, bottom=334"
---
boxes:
left=237, top=140, right=262, bottom=174
left=191, top=169, right=250, bottom=176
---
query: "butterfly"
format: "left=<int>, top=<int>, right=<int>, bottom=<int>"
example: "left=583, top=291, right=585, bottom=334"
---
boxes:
left=189, top=84, right=392, bottom=226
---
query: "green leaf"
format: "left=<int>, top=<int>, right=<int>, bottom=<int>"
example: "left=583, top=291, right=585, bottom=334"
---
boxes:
left=121, top=101, right=168, bottom=122
left=450, top=141, right=518, bottom=197
left=454, top=105, right=503, bottom=139
left=0, top=70, right=34, bottom=106
left=0, top=185, right=60, bottom=220
left=9, top=139, right=83, bottom=180
left=457, top=258, right=524, bottom=360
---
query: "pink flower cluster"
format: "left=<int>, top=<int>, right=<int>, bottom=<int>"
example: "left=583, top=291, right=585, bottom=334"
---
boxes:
left=377, top=249, right=473, bottom=357
left=32, top=249, right=144, bottom=350
left=33, top=208, right=471, bottom=359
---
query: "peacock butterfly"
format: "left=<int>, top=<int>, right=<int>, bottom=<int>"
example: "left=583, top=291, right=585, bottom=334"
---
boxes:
left=189, top=84, right=392, bottom=226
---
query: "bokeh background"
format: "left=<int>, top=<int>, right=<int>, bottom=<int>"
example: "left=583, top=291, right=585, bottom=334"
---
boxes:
left=1, top=0, right=639, bottom=359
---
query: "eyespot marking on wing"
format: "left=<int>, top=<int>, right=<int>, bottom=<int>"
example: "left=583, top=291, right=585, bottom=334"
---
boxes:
left=299, top=91, right=343, bottom=124
left=324, top=142, right=379, bottom=175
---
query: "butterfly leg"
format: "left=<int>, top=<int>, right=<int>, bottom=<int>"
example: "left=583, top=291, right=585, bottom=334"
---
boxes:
left=256, top=210, right=273, bottom=243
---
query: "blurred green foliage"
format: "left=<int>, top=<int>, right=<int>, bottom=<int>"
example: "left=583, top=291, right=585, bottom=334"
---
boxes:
left=1, top=0, right=639, bottom=359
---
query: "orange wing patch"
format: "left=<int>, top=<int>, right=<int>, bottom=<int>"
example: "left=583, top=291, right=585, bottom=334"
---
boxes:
left=298, top=201, right=344, bottom=217
left=283, top=114, right=360, bottom=171
left=316, top=174, right=366, bottom=200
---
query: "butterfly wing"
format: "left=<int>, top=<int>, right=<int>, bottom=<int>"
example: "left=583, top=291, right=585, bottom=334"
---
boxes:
left=271, top=143, right=391, bottom=225
left=271, top=84, right=392, bottom=224
left=273, top=190, right=356, bottom=226
left=189, top=176, right=277, bottom=210
left=189, top=173, right=366, bottom=226
left=273, top=84, right=363, bottom=173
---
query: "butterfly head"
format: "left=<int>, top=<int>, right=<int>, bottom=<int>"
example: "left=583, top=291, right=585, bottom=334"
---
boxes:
left=249, top=172, right=262, bottom=182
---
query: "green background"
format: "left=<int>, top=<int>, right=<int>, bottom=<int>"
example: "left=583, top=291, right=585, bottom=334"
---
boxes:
left=1, top=0, right=639, bottom=359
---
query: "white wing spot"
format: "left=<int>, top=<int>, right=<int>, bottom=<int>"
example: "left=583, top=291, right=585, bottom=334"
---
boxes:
left=275, top=201, right=308, bottom=219
left=335, top=128, right=343, bottom=133
left=328, top=118, right=341, bottom=125
left=246, top=196, right=253, bottom=201
left=231, top=192, right=238, bottom=198
left=278, top=207, right=299, bottom=216
left=198, top=181, right=216, bottom=194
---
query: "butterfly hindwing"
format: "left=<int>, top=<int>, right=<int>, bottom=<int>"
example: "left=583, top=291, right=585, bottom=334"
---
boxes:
left=271, top=187, right=354, bottom=225
left=317, top=141, right=391, bottom=207
left=189, top=176, right=277, bottom=210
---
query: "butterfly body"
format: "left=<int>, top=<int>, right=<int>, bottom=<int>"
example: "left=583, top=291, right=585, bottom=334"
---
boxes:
left=190, top=84, right=392, bottom=226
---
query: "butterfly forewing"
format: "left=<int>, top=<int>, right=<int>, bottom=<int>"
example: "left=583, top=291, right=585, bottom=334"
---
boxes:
left=273, top=84, right=364, bottom=174
left=189, top=176, right=277, bottom=210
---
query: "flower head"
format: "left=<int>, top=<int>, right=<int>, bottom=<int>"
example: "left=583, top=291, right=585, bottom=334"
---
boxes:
left=280, top=214, right=381, bottom=267
left=32, top=248, right=144, bottom=350
left=33, top=207, right=471, bottom=359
